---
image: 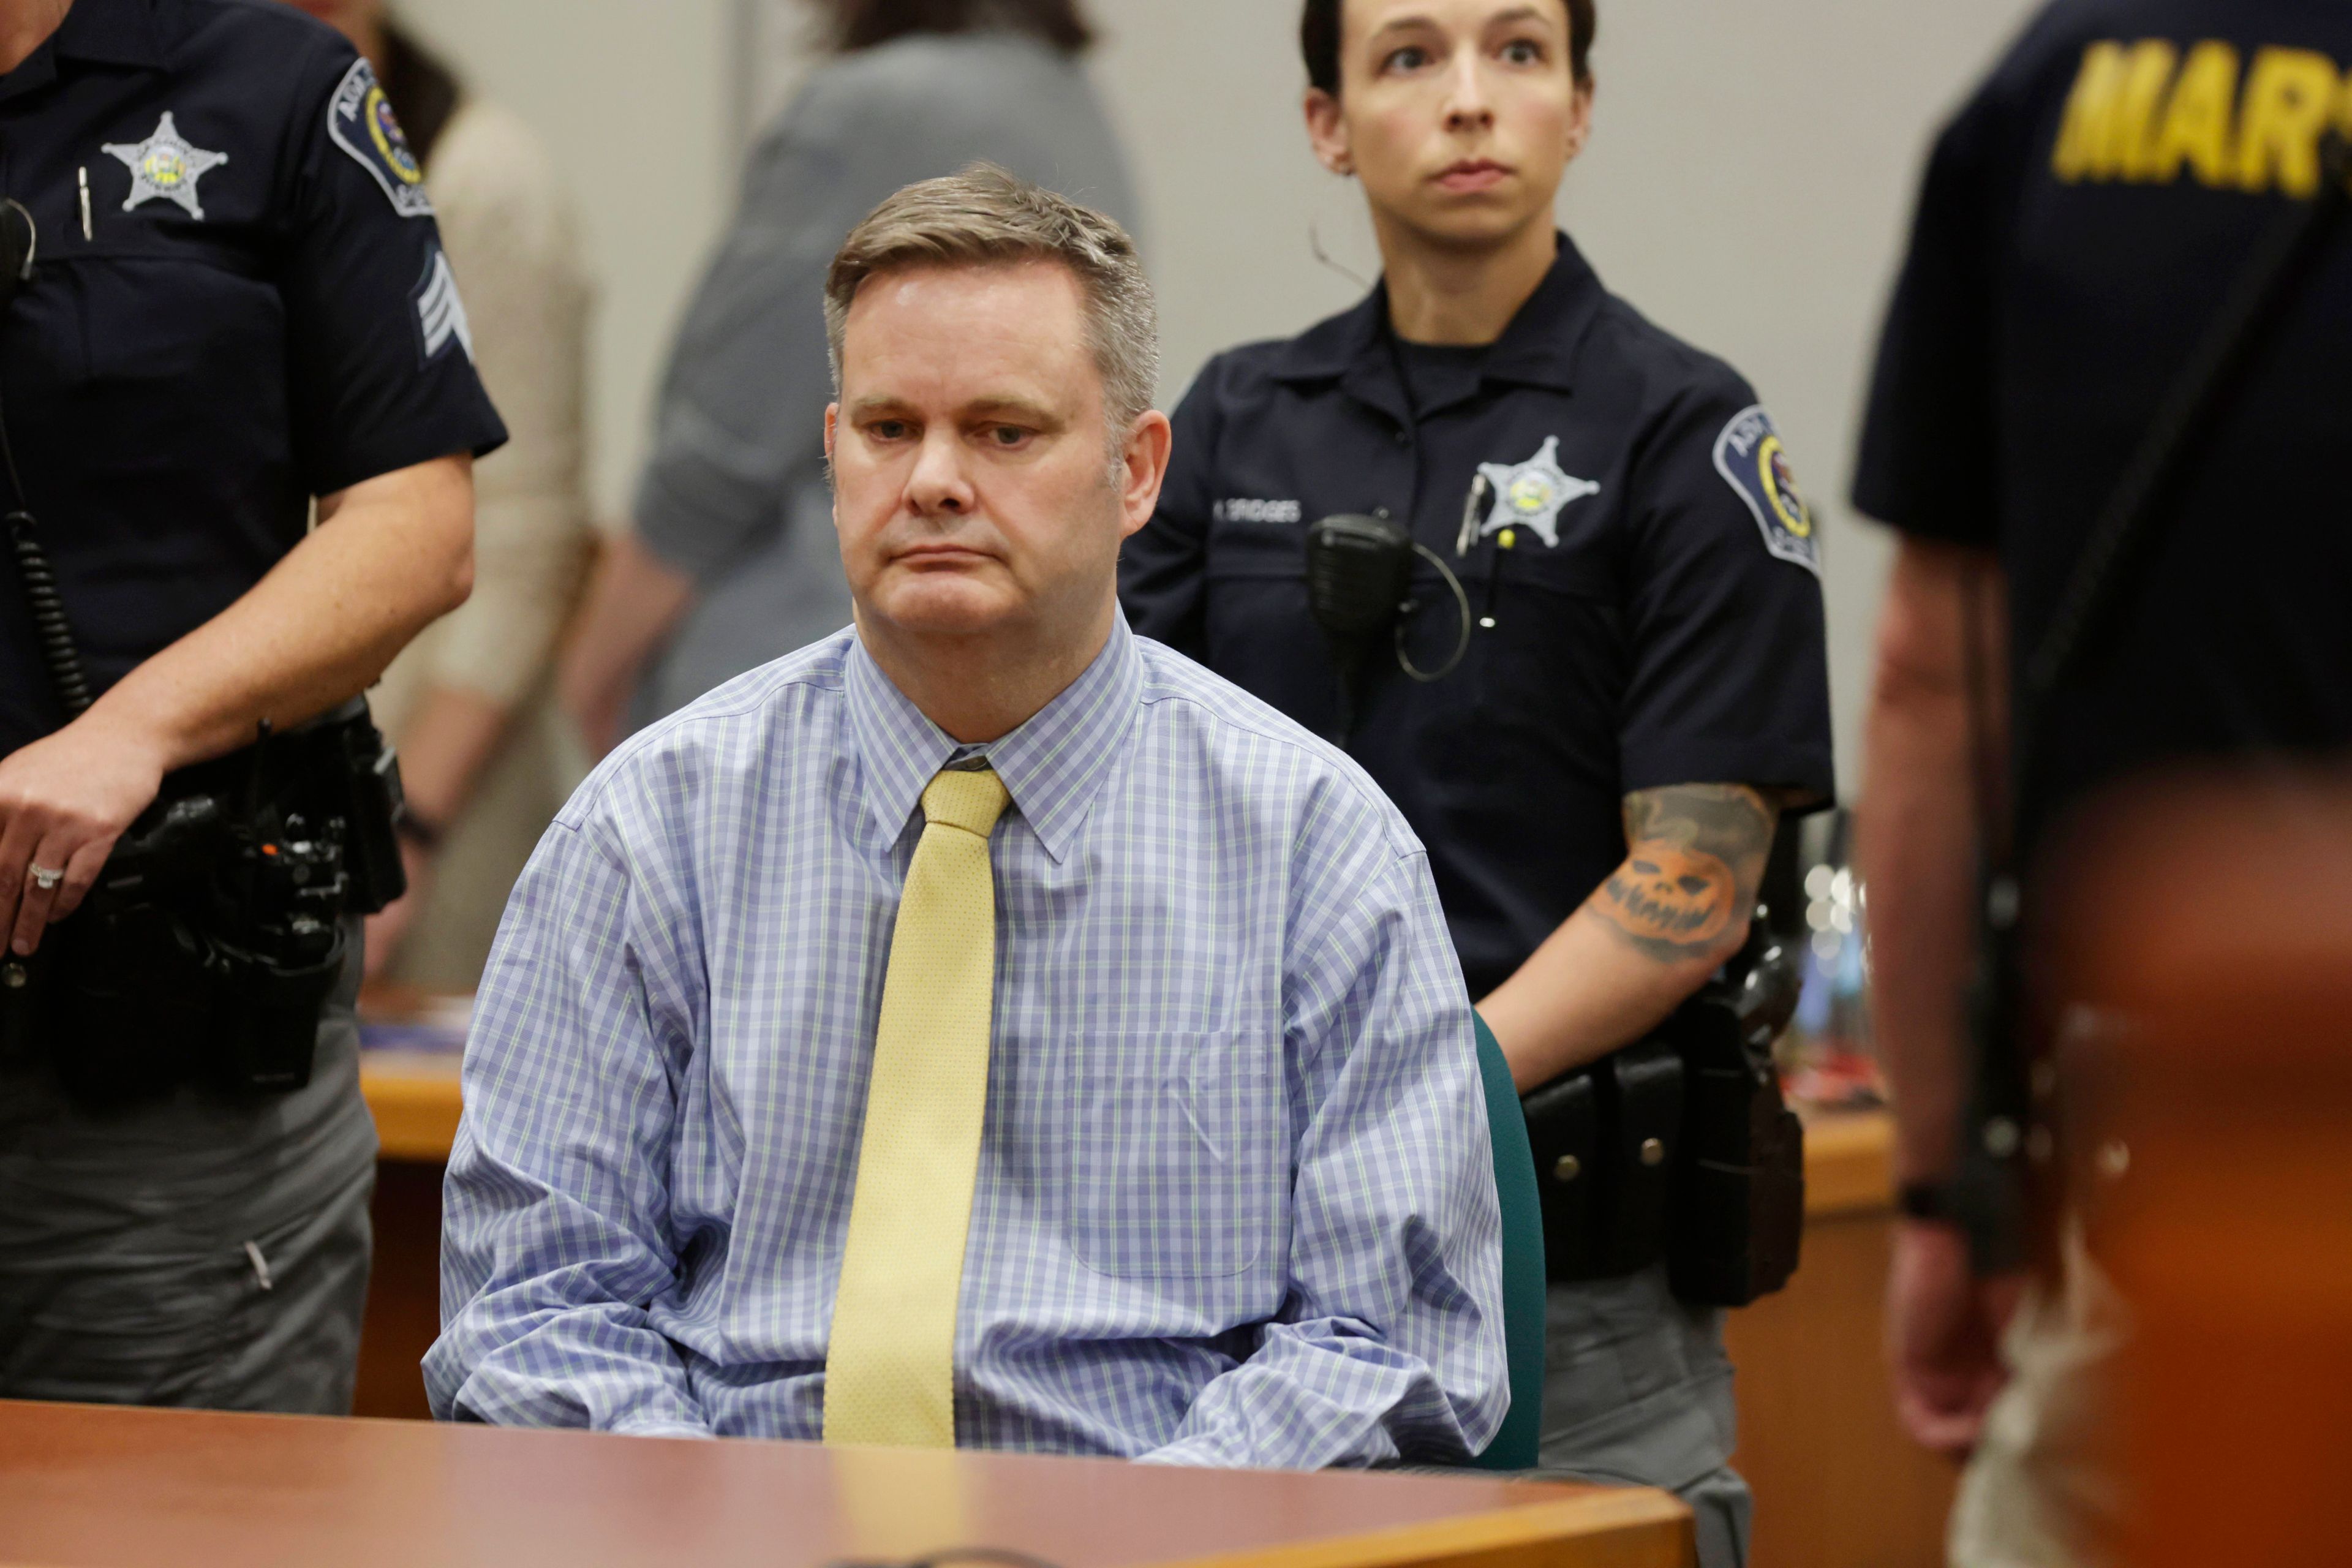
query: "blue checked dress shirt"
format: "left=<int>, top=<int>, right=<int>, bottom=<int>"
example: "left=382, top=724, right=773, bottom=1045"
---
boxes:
left=427, top=618, right=1507, bottom=1468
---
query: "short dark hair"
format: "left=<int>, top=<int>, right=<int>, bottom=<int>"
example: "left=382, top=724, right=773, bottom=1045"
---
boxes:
left=1300, top=0, right=1594, bottom=94
left=829, top=0, right=1095, bottom=54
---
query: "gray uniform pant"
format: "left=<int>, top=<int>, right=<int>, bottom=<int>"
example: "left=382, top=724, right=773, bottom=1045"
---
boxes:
left=0, top=929, right=376, bottom=1413
left=1534, top=1265, right=1751, bottom=1568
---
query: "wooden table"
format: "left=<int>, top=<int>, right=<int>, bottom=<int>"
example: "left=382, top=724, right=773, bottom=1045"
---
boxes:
left=0, top=1400, right=1689, bottom=1568
left=355, top=1064, right=1951, bottom=1567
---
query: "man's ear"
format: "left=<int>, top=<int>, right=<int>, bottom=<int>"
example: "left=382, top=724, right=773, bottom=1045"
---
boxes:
left=1118, top=410, right=1175, bottom=540
left=1304, top=88, right=1354, bottom=177
left=824, top=403, right=840, bottom=465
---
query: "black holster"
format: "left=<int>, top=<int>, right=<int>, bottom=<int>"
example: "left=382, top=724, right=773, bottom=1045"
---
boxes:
left=0, top=701, right=404, bottom=1106
left=1521, top=921, right=1809, bottom=1306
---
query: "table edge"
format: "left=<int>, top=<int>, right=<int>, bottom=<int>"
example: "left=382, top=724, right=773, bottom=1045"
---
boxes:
left=1149, top=1488, right=1693, bottom=1568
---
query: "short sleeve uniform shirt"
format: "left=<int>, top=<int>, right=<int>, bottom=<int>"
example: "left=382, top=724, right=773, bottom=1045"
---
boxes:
left=1854, top=0, right=2352, bottom=852
left=0, top=0, right=507, bottom=756
left=1122, top=237, right=1834, bottom=997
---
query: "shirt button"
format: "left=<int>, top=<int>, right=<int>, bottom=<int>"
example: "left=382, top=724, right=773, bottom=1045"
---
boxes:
left=1392, top=428, right=1411, bottom=447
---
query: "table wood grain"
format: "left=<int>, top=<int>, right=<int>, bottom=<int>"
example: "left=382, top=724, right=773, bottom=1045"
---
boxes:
left=0, top=1400, right=1690, bottom=1568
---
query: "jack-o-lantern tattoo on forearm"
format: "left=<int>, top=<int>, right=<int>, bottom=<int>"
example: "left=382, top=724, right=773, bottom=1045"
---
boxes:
left=1591, top=783, right=1779, bottom=964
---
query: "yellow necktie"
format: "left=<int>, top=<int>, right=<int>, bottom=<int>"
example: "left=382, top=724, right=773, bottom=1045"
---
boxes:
left=823, top=766, right=1011, bottom=1449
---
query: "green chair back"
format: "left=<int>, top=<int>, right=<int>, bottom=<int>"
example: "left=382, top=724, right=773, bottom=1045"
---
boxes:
left=1468, top=1011, right=1546, bottom=1471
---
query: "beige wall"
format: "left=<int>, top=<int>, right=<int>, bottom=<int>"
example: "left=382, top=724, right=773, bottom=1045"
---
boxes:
left=396, top=0, right=2046, bottom=792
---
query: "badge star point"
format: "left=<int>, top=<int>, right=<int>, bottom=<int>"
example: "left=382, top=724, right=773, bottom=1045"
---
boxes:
left=1476, top=435, right=1601, bottom=549
left=101, top=111, right=230, bottom=222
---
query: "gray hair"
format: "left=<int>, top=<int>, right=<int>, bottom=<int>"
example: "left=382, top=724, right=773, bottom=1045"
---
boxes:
left=824, top=164, right=1159, bottom=439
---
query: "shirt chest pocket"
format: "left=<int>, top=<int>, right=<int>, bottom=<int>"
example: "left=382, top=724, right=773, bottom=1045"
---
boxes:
left=1064, top=1031, right=1281, bottom=1281
left=69, top=255, right=284, bottom=393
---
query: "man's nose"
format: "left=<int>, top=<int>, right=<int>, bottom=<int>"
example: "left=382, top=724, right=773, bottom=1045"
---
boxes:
left=1443, top=56, right=1497, bottom=134
left=907, top=429, right=976, bottom=517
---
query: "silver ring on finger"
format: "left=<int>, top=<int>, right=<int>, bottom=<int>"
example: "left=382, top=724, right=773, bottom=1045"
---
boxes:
left=28, top=864, right=64, bottom=892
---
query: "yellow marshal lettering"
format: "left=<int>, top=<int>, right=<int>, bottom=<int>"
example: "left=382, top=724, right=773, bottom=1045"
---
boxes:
left=2235, top=47, right=2345, bottom=196
left=2056, top=42, right=2145, bottom=181
left=2054, top=38, right=2352, bottom=195
left=2146, top=40, right=2241, bottom=187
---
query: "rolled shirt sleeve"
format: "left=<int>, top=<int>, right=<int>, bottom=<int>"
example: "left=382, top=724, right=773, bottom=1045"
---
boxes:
left=1142, top=842, right=1508, bottom=1469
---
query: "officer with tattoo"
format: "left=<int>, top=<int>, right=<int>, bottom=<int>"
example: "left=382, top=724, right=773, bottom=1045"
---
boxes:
left=1856, top=4, right=2352, bottom=1562
left=1119, top=1, right=1831, bottom=1560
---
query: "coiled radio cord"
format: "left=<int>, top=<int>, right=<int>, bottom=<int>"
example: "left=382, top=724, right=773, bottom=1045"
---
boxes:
left=0, top=196, right=93, bottom=717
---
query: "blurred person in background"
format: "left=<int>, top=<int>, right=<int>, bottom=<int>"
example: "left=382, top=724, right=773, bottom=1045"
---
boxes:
left=1121, top=2, right=1833, bottom=1560
left=285, top=0, right=594, bottom=992
left=1855, top=4, right=2352, bottom=1563
left=556, top=0, right=1136, bottom=753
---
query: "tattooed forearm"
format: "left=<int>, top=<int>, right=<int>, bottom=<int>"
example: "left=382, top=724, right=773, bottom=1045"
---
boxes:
left=1591, top=783, right=1779, bottom=965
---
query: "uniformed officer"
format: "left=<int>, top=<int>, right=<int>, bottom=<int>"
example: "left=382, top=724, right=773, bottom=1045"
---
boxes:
left=1120, top=1, right=1831, bottom=1559
left=1855, top=4, right=2352, bottom=1564
left=0, top=0, right=503, bottom=1412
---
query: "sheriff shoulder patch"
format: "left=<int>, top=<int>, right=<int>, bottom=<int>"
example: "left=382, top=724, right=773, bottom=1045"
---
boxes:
left=328, top=58, right=432, bottom=217
left=1712, top=405, right=1820, bottom=575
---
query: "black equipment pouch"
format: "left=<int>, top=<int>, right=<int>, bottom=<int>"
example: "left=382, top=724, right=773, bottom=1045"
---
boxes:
left=0, top=704, right=401, bottom=1106
left=1523, top=1038, right=1684, bottom=1282
left=1664, top=964, right=1806, bottom=1306
left=1520, top=918, right=1809, bottom=1302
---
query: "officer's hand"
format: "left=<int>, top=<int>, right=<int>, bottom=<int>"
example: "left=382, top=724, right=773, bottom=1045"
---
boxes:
left=0, top=715, right=169, bottom=956
left=1885, top=1217, right=2025, bottom=1458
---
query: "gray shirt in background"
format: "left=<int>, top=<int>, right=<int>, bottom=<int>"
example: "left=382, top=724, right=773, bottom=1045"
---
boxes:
left=631, top=30, right=1140, bottom=727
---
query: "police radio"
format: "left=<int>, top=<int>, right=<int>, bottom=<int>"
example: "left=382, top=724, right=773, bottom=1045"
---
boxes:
left=1303, top=513, right=1472, bottom=741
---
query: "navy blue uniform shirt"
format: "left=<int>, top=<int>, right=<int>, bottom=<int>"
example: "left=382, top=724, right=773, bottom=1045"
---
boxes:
left=0, top=0, right=506, bottom=756
left=1123, top=237, right=1834, bottom=999
left=1854, top=0, right=2352, bottom=861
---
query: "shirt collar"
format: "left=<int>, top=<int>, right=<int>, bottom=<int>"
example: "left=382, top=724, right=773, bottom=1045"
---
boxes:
left=1269, top=231, right=1607, bottom=401
left=843, top=616, right=1142, bottom=865
left=52, top=0, right=169, bottom=70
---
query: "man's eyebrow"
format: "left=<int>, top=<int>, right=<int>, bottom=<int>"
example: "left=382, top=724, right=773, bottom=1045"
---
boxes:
left=963, top=396, right=1060, bottom=424
left=845, top=395, right=916, bottom=419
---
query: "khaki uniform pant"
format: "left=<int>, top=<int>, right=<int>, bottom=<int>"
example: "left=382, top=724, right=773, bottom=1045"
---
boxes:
left=1949, top=1230, right=2130, bottom=1568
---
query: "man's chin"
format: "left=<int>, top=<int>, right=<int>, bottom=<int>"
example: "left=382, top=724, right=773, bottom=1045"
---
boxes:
left=865, top=578, right=1020, bottom=641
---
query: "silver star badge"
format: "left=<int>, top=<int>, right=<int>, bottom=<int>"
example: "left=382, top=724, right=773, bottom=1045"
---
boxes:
left=102, top=113, right=230, bottom=222
left=1473, top=436, right=1600, bottom=549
